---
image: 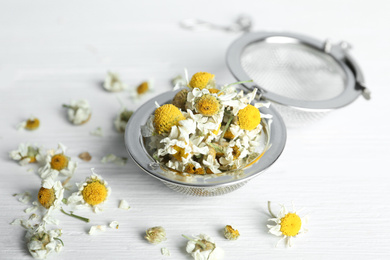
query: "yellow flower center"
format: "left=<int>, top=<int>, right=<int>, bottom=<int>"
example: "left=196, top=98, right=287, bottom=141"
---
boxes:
left=137, top=82, right=149, bottom=95
left=172, top=145, right=189, bottom=161
left=224, top=225, right=240, bottom=240
left=189, top=72, right=215, bottom=89
left=50, top=154, right=69, bottom=171
left=184, top=163, right=196, bottom=174
left=206, top=168, right=214, bottom=174
left=195, top=94, right=220, bottom=116
left=38, top=187, right=55, bottom=209
left=232, top=145, right=241, bottom=159
left=194, top=168, right=205, bottom=175
left=25, top=118, right=40, bottom=130
left=237, top=104, right=261, bottom=131
left=208, top=88, right=224, bottom=96
left=153, top=104, right=186, bottom=134
left=280, top=213, right=302, bottom=237
left=22, top=146, right=39, bottom=163
left=82, top=180, right=108, bottom=206
left=223, top=129, right=235, bottom=140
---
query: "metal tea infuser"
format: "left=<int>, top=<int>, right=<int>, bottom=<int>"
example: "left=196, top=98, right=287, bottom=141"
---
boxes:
left=181, top=16, right=371, bottom=127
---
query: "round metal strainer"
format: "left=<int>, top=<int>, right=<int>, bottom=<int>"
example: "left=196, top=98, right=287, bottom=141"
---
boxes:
left=227, top=31, right=370, bottom=127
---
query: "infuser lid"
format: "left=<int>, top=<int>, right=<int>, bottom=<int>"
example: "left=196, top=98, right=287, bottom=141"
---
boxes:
left=226, top=31, right=370, bottom=111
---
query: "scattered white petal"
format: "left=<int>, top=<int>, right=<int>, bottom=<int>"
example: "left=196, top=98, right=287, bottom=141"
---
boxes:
left=90, top=127, right=103, bottom=137
left=101, top=154, right=127, bottom=166
left=89, top=225, right=107, bottom=235
left=119, top=199, right=131, bottom=210
left=109, top=221, right=119, bottom=229
left=161, top=247, right=171, bottom=256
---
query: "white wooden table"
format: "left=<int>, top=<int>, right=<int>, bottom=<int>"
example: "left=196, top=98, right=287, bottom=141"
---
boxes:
left=1, top=1, right=390, bottom=259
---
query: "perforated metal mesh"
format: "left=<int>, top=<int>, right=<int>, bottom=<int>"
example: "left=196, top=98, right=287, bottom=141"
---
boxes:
left=162, top=180, right=248, bottom=196
left=241, top=41, right=347, bottom=101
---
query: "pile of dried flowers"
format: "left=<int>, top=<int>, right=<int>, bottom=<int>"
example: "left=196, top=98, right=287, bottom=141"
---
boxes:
left=142, top=71, right=272, bottom=176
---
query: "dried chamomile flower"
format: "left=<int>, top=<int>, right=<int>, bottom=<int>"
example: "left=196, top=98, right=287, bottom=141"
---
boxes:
left=25, top=224, right=63, bottom=259
left=78, top=152, right=92, bottom=162
left=38, top=143, right=78, bottom=179
left=104, top=71, right=128, bottom=92
left=36, top=179, right=64, bottom=225
left=172, top=89, right=189, bottom=111
left=17, top=116, right=40, bottom=131
left=224, top=225, right=240, bottom=240
left=236, top=104, right=261, bottom=131
left=145, top=226, right=167, bottom=244
left=63, top=99, right=92, bottom=125
left=130, top=79, right=154, bottom=100
left=9, top=143, right=45, bottom=166
left=67, top=168, right=111, bottom=213
left=101, top=153, right=127, bottom=166
left=89, top=225, right=107, bottom=235
left=153, top=104, right=186, bottom=134
left=118, top=199, right=131, bottom=210
left=90, top=127, right=103, bottom=137
left=188, top=72, right=215, bottom=90
left=183, top=234, right=224, bottom=260
left=114, top=108, right=133, bottom=133
left=267, top=201, right=309, bottom=247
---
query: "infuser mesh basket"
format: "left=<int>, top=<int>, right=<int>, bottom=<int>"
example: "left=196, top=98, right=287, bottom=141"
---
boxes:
left=227, top=32, right=368, bottom=128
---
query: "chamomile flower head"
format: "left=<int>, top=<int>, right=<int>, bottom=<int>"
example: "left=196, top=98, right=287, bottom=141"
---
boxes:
left=36, top=179, right=64, bottom=225
left=130, top=79, right=154, bottom=101
left=188, top=72, right=215, bottom=90
left=184, top=234, right=224, bottom=260
left=17, top=116, right=40, bottom=131
left=195, top=94, right=221, bottom=117
left=38, top=143, right=78, bottom=179
left=104, top=71, right=128, bottom=92
left=114, top=108, right=133, bottom=133
left=153, top=104, right=186, bottom=135
left=26, top=224, right=63, bottom=260
left=172, top=89, right=189, bottom=110
left=63, top=99, right=92, bottom=125
left=236, top=104, right=261, bottom=131
left=224, top=225, right=240, bottom=240
left=267, top=202, right=309, bottom=247
left=9, top=143, right=45, bottom=166
left=67, top=169, right=111, bottom=213
left=145, top=226, right=167, bottom=244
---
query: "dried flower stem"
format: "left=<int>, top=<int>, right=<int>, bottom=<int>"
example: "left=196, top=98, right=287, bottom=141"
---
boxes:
left=219, top=114, right=234, bottom=144
left=268, top=201, right=277, bottom=218
left=60, top=208, right=90, bottom=223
